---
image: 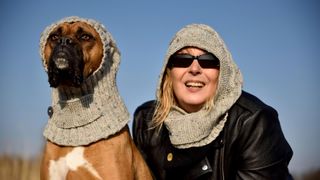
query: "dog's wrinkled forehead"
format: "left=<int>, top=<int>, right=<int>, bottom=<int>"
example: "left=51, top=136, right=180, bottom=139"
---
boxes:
left=48, top=21, right=99, bottom=39
left=40, top=16, right=112, bottom=71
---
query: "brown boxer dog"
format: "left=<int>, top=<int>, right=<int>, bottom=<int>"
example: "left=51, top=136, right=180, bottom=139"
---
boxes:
left=40, top=17, right=152, bottom=180
left=43, top=21, right=103, bottom=87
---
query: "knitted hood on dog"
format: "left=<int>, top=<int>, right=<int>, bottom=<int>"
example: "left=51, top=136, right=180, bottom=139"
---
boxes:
left=39, top=16, right=129, bottom=146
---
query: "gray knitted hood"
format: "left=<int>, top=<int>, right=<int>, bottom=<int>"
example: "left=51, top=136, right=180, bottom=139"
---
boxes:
left=158, top=24, right=243, bottom=148
left=39, top=16, right=129, bottom=146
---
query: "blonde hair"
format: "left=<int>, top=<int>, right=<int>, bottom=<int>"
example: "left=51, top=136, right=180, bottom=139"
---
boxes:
left=152, top=68, right=174, bottom=129
left=152, top=67, right=215, bottom=130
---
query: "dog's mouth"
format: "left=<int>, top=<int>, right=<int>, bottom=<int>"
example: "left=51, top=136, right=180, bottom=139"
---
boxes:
left=48, top=46, right=85, bottom=88
left=54, top=52, right=69, bottom=70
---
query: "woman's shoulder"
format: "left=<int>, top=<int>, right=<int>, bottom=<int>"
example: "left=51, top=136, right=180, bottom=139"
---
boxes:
left=133, top=100, right=157, bottom=125
left=227, top=91, right=280, bottom=133
left=134, top=100, right=157, bottom=114
left=132, top=100, right=156, bottom=136
left=235, top=91, right=278, bottom=115
left=227, top=91, right=293, bottom=175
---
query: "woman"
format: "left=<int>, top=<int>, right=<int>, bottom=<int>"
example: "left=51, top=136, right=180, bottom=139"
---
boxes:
left=133, top=24, right=293, bottom=179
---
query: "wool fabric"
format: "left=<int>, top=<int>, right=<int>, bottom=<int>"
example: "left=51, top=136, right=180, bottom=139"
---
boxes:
left=159, top=24, right=243, bottom=149
left=39, top=16, right=129, bottom=146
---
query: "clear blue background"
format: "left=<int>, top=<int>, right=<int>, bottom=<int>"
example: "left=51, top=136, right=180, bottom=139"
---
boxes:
left=0, top=0, right=319, bottom=176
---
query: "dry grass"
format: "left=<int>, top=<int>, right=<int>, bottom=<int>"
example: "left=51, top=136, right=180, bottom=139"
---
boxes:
left=0, top=155, right=41, bottom=180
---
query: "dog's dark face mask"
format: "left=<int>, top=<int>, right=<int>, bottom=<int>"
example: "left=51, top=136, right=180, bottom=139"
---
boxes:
left=47, top=29, right=84, bottom=88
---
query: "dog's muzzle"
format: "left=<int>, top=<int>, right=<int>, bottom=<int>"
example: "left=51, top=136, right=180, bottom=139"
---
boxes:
left=47, top=36, right=84, bottom=87
left=53, top=37, right=74, bottom=69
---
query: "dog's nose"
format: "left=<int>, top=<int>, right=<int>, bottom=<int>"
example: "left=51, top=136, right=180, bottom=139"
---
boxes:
left=59, top=37, right=73, bottom=45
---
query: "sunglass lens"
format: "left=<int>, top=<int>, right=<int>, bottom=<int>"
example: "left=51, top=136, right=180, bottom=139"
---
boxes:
left=198, top=60, right=220, bottom=68
left=198, top=54, right=220, bottom=68
left=169, top=55, right=194, bottom=68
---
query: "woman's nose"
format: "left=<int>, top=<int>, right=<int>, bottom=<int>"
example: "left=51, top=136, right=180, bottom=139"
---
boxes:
left=188, top=60, right=202, bottom=75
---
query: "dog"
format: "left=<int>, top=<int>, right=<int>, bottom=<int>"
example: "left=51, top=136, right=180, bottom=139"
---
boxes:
left=43, top=19, right=103, bottom=88
left=39, top=17, right=152, bottom=180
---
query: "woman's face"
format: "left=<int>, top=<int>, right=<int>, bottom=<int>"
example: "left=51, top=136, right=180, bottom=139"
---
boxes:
left=170, top=47, right=220, bottom=113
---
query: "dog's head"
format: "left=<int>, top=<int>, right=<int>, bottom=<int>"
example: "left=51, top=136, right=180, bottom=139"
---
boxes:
left=40, top=17, right=131, bottom=147
left=42, top=20, right=103, bottom=87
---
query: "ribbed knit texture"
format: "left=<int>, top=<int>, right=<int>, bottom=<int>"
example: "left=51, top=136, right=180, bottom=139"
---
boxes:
left=39, top=16, right=129, bottom=146
left=159, top=24, right=243, bottom=149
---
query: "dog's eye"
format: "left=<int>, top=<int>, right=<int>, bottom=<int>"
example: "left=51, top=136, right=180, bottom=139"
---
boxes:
left=80, top=34, right=92, bottom=41
left=50, top=34, right=59, bottom=41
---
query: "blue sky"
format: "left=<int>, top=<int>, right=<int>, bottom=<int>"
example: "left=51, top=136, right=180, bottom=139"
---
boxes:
left=0, top=0, right=319, bottom=176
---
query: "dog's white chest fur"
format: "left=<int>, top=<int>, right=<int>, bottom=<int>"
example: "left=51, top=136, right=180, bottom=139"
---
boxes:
left=49, top=147, right=102, bottom=180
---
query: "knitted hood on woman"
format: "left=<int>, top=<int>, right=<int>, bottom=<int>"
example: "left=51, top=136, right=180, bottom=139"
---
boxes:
left=39, top=16, right=129, bottom=146
left=158, top=24, right=243, bottom=149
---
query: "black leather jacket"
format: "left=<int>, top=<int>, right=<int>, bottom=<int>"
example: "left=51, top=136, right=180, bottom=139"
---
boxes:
left=133, top=91, right=293, bottom=180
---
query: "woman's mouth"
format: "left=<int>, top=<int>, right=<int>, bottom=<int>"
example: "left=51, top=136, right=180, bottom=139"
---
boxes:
left=185, top=81, right=205, bottom=88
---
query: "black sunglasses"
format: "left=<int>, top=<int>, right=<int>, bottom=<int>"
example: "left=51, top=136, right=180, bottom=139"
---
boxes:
left=168, top=53, right=220, bottom=69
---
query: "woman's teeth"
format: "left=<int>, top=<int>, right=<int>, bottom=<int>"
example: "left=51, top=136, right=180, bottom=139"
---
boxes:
left=185, top=82, right=204, bottom=88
